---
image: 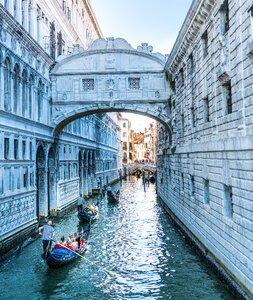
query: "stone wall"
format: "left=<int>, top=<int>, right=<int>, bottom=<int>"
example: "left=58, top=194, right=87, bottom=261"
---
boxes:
left=157, top=0, right=253, bottom=297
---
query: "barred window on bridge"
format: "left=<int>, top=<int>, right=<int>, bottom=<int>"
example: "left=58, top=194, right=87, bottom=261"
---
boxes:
left=82, top=79, right=94, bottom=91
left=128, top=78, right=140, bottom=90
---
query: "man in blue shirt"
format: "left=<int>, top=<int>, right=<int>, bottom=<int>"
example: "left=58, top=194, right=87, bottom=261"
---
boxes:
left=39, top=220, right=55, bottom=259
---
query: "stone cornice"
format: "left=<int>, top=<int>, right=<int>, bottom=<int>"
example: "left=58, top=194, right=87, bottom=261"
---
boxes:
left=165, top=0, right=215, bottom=74
left=0, top=5, right=53, bottom=66
left=83, top=0, right=103, bottom=38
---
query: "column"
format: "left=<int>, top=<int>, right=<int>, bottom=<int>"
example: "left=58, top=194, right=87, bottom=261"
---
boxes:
left=0, top=132, right=4, bottom=160
left=28, top=1, right=36, bottom=36
left=0, top=62, right=4, bottom=110
left=23, top=0, right=29, bottom=32
left=16, top=0, right=22, bottom=23
left=18, top=136, right=22, bottom=160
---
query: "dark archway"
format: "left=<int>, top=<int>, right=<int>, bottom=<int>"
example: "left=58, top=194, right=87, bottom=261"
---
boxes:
left=48, top=147, right=57, bottom=215
left=36, top=145, right=46, bottom=220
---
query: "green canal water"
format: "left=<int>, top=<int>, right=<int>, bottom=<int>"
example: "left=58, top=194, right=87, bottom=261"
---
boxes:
left=0, top=177, right=240, bottom=300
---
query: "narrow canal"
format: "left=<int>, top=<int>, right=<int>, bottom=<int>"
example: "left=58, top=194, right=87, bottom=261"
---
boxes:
left=0, top=177, right=239, bottom=300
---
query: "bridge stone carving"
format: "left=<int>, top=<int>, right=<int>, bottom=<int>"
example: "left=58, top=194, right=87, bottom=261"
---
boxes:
left=50, top=37, right=171, bottom=135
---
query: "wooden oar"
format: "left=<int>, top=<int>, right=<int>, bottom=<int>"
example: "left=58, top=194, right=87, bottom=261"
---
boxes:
left=52, top=241, right=114, bottom=276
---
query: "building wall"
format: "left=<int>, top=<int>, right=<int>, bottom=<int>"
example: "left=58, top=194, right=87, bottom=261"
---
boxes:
left=157, top=0, right=253, bottom=296
left=0, top=1, right=120, bottom=255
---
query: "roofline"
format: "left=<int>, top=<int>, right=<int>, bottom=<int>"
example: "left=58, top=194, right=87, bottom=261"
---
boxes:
left=165, top=0, right=215, bottom=73
left=83, top=0, right=103, bottom=38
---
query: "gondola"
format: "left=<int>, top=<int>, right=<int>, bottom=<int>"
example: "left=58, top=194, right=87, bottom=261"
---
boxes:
left=78, top=204, right=99, bottom=223
left=45, top=228, right=90, bottom=268
left=108, top=192, right=120, bottom=203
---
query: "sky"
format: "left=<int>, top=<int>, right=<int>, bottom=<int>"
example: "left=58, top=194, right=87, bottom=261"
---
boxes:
left=90, top=0, right=193, bottom=131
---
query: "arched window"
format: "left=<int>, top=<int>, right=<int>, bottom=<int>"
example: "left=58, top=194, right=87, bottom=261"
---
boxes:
left=37, top=79, right=43, bottom=121
left=13, top=63, right=20, bottom=114
left=4, top=58, right=11, bottom=112
left=21, top=69, right=27, bottom=117
left=28, top=75, right=33, bottom=119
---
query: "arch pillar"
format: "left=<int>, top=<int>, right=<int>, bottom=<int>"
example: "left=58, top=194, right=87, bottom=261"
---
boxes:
left=83, top=151, right=89, bottom=197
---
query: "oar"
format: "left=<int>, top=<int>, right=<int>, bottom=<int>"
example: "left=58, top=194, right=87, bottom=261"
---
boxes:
left=52, top=241, right=114, bottom=277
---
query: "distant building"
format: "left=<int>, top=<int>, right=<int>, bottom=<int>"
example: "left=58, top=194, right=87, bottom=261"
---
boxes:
left=144, top=122, right=157, bottom=163
left=134, top=132, right=145, bottom=162
left=120, top=117, right=133, bottom=165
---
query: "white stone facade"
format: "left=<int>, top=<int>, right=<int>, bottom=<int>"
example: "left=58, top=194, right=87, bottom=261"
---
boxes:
left=157, top=0, right=253, bottom=297
left=0, top=1, right=119, bottom=253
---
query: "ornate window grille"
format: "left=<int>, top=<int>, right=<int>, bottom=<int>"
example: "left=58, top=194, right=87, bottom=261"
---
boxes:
left=128, top=78, right=140, bottom=89
left=82, top=79, right=94, bottom=91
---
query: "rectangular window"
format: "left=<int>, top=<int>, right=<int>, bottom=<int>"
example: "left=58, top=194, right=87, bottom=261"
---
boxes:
left=62, top=1, right=66, bottom=12
left=128, top=78, right=140, bottom=89
left=202, top=30, right=208, bottom=58
left=203, top=97, right=210, bottom=122
left=223, top=80, right=232, bottom=114
left=123, top=132, right=126, bottom=137
left=82, top=79, right=94, bottom=91
left=14, top=139, right=19, bottom=160
left=191, top=106, right=196, bottom=127
left=23, top=168, right=28, bottom=189
left=4, top=138, right=9, bottom=160
left=30, top=142, right=33, bottom=160
left=224, top=185, right=233, bottom=218
left=204, top=179, right=210, bottom=204
left=181, top=173, right=184, bottom=191
left=123, top=123, right=126, bottom=128
left=181, top=114, right=184, bottom=136
left=220, top=0, right=229, bottom=35
left=190, top=175, right=195, bottom=197
left=22, top=140, right=26, bottom=159
left=189, top=53, right=195, bottom=75
left=179, top=68, right=184, bottom=86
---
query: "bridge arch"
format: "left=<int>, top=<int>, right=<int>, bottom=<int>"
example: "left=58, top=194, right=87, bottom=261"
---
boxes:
left=50, top=37, right=172, bottom=139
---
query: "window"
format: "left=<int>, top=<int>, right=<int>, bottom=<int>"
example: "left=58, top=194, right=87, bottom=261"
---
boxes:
left=181, top=173, right=184, bottom=191
left=123, top=122, right=126, bottom=128
left=220, top=0, right=229, bottom=35
left=203, top=97, right=210, bottom=122
left=62, top=0, right=66, bottom=13
left=191, top=106, right=196, bottom=127
left=23, top=168, right=28, bottom=188
left=22, top=140, right=26, bottom=159
left=223, top=80, right=232, bottom=114
left=14, top=139, right=19, bottom=160
left=224, top=185, right=233, bottom=218
left=204, top=179, right=210, bottom=204
left=30, top=141, right=33, bottom=160
left=181, top=114, right=184, bottom=136
left=123, top=132, right=126, bottom=137
left=189, top=53, right=195, bottom=75
left=82, top=79, right=94, bottom=91
left=128, top=78, right=140, bottom=89
left=202, top=30, right=208, bottom=58
left=190, top=175, right=195, bottom=197
left=179, top=68, right=184, bottom=86
left=4, top=138, right=9, bottom=160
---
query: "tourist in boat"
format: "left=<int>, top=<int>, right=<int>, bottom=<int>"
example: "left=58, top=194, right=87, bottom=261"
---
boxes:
left=106, top=185, right=112, bottom=196
left=39, top=220, right=55, bottom=259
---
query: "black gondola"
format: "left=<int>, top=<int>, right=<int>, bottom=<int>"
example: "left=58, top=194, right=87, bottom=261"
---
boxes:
left=108, top=192, right=120, bottom=203
left=78, top=204, right=99, bottom=223
left=45, top=228, right=90, bottom=268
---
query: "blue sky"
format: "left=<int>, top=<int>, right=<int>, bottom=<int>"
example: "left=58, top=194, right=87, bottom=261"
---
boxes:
left=89, top=0, right=193, bottom=130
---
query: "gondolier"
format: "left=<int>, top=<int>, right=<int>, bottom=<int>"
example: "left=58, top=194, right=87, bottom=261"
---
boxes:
left=39, top=220, right=55, bottom=259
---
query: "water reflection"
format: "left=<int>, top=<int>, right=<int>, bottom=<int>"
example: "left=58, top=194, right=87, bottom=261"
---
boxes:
left=0, top=177, right=238, bottom=300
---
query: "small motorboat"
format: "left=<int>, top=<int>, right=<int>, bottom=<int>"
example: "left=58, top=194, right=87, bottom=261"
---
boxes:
left=45, top=227, right=90, bottom=268
left=78, top=203, right=99, bottom=223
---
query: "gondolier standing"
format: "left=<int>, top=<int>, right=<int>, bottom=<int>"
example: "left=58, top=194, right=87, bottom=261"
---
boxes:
left=39, top=220, right=55, bottom=259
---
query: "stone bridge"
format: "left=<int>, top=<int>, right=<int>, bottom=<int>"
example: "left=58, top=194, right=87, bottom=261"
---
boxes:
left=50, top=38, right=171, bottom=135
